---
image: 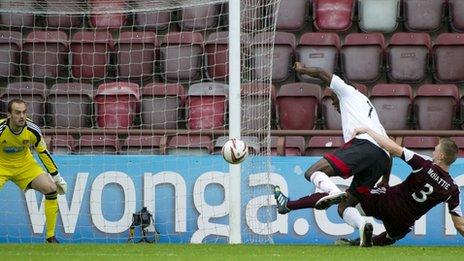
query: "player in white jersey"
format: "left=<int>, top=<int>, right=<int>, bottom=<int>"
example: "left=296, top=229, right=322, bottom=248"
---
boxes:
left=274, top=63, right=391, bottom=247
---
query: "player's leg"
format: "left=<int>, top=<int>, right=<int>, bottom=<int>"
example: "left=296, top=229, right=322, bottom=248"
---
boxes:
left=30, top=173, right=59, bottom=243
left=274, top=185, right=328, bottom=214
left=338, top=192, right=372, bottom=247
left=305, top=157, right=344, bottom=196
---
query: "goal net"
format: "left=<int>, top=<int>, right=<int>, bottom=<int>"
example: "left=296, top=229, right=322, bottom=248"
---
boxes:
left=0, top=0, right=281, bottom=244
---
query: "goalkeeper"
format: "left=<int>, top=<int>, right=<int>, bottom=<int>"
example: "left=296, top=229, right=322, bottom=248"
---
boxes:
left=0, top=99, right=67, bottom=243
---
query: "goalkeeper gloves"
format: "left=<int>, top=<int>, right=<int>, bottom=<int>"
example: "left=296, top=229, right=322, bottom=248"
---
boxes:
left=52, top=173, right=67, bottom=195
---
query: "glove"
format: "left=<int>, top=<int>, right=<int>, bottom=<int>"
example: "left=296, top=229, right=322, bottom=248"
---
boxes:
left=52, top=173, right=67, bottom=195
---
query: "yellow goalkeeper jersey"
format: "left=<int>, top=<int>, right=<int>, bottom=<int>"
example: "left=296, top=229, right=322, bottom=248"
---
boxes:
left=0, top=118, right=58, bottom=174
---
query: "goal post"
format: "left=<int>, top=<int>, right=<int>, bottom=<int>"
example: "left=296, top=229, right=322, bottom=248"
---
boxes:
left=0, top=0, right=282, bottom=244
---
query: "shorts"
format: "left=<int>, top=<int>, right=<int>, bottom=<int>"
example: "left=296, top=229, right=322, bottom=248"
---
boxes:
left=0, top=160, right=45, bottom=190
left=323, top=138, right=391, bottom=200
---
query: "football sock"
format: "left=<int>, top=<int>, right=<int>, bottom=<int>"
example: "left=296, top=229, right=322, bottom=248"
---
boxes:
left=310, top=171, right=341, bottom=194
left=45, top=191, right=58, bottom=239
left=373, top=232, right=396, bottom=246
left=342, top=207, right=365, bottom=229
left=287, top=192, right=328, bottom=210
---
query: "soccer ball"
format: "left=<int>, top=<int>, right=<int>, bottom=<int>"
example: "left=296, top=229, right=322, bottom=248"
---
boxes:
left=221, top=138, right=248, bottom=164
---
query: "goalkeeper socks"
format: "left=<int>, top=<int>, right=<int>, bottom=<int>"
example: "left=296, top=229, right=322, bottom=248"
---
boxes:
left=287, top=192, right=328, bottom=210
left=310, top=171, right=341, bottom=195
left=342, top=207, right=365, bottom=229
left=45, top=191, right=58, bottom=239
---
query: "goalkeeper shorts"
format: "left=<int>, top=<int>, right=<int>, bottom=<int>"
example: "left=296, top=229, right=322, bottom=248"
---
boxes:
left=0, top=160, right=45, bottom=190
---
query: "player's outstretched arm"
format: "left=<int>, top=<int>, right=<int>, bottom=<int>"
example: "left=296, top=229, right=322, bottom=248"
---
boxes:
left=294, top=62, right=333, bottom=86
left=451, top=215, right=464, bottom=236
left=353, top=127, right=403, bottom=157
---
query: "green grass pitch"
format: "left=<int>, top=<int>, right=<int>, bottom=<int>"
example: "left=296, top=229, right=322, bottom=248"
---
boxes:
left=1, top=244, right=463, bottom=260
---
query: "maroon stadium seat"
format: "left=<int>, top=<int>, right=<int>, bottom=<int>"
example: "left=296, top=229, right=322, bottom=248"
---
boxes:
left=341, top=33, right=385, bottom=84
left=160, top=32, right=204, bottom=83
left=141, top=82, right=185, bottom=129
left=450, top=0, right=464, bottom=32
left=296, top=32, right=340, bottom=83
left=270, top=136, right=306, bottom=156
left=116, top=31, right=158, bottom=79
left=402, top=136, right=439, bottom=157
left=414, top=84, right=459, bottom=130
left=451, top=136, right=464, bottom=156
left=252, top=32, right=295, bottom=83
left=357, top=0, right=400, bottom=33
left=433, top=33, right=464, bottom=83
left=95, top=82, right=140, bottom=128
left=180, top=3, right=220, bottom=31
left=0, top=82, right=47, bottom=126
left=0, top=31, right=21, bottom=78
left=45, top=0, right=83, bottom=28
left=50, top=135, right=76, bottom=154
left=89, top=0, right=127, bottom=29
left=134, top=0, right=172, bottom=31
left=76, top=135, right=119, bottom=154
left=70, top=31, right=113, bottom=79
left=120, top=135, right=163, bottom=155
left=187, top=82, right=227, bottom=130
left=0, top=1, right=35, bottom=28
left=205, top=31, right=229, bottom=81
left=312, top=0, right=355, bottom=32
left=305, top=136, right=344, bottom=156
left=276, top=82, right=321, bottom=130
left=403, top=0, right=446, bottom=32
left=276, top=0, right=308, bottom=31
left=387, top=32, right=431, bottom=83
left=48, top=82, right=94, bottom=128
left=241, top=83, right=276, bottom=132
left=322, top=84, right=367, bottom=130
left=167, top=135, right=213, bottom=155
left=23, top=30, right=69, bottom=78
left=370, top=84, right=413, bottom=130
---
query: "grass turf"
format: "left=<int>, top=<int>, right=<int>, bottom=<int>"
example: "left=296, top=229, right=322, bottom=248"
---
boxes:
left=1, top=244, right=463, bottom=260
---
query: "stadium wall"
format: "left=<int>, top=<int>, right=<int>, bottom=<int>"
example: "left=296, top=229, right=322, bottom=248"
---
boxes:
left=0, top=156, right=463, bottom=245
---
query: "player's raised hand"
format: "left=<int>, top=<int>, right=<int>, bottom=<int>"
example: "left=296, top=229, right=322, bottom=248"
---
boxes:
left=52, top=173, right=67, bottom=195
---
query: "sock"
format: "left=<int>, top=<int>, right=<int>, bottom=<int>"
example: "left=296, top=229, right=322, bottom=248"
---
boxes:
left=373, top=232, right=396, bottom=246
left=310, top=171, right=341, bottom=194
left=45, top=191, right=58, bottom=239
left=342, top=207, right=365, bottom=229
left=287, top=192, right=328, bottom=210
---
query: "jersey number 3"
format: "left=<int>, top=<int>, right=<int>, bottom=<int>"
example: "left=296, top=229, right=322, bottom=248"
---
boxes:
left=412, top=183, right=433, bottom=203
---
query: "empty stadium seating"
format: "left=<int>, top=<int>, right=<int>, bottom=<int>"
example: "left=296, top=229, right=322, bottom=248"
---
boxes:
left=312, top=0, right=355, bottom=32
left=341, top=33, right=385, bottom=84
left=403, top=0, right=446, bottom=32
left=305, top=136, right=344, bottom=156
left=450, top=0, right=464, bottom=32
left=167, top=135, right=212, bottom=155
left=94, top=82, right=140, bottom=128
left=252, top=31, right=295, bottom=83
left=270, top=136, right=306, bottom=156
left=0, top=31, right=21, bottom=78
left=50, top=135, right=76, bottom=154
left=358, top=0, right=400, bottom=33
left=0, top=1, right=35, bottom=28
left=241, top=83, right=275, bottom=132
left=48, top=82, right=94, bottom=128
left=180, top=4, right=220, bottom=31
left=402, top=136, right=440, bottom=157
left=76, top=135, right=119, bottom=154
left=120, top=135, right=163, bottom=155
left=296, top=32, right=340, bottom=84
left=451, top=136, right=464, bottom=156
left=70, top=31, right=113, bottom=79
left=116, top=31, right=158, bottom=79
left=89, top=0, right=127, bottom=29
left=187, top=82, right=227, bottom=130
left=276, top=0, right=308, bottom=31
left=205, top=31, right=229, bottom=81
left=23, top=30, right=69, bottom=78
left=414, top=84, right=459, bottom=130
left=370, top=84, right=413, bottom=130
left=141, top=82, right=185, bottom=129
left=159, top=32, right=204, bottom=83
left=0, top=82, right=47, bottom=126
left=276, top=82, right=321, bottom=130
left=45, top=0, right=83, bottom=28
left=433, top=33, right=464, bottom=83
left=387, top=32, right=431, bottom=83
left=133, top=0, right=171, bottom=31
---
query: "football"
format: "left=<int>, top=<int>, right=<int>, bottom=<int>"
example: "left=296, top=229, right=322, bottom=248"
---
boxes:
left=221, top=138, right=248, bottom=164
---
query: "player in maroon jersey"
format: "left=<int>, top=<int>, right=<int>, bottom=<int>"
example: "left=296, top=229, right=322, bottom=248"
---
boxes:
left=276, top=126, right=464, bottom=246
